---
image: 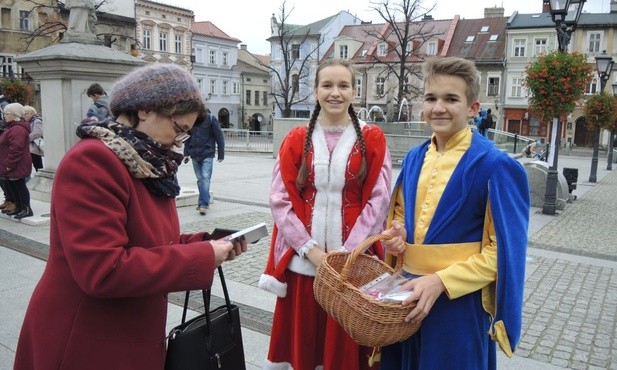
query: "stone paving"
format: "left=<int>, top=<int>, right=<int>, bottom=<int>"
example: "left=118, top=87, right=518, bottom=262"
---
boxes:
left=2, top=152, right=617, bottom=369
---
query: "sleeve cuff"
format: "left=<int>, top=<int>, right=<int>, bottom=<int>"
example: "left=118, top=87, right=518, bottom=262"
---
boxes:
left=298, top=239, right=318, bottom=259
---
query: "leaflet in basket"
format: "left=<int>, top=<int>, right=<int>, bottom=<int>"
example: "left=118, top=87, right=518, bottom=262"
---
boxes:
left=359, top=269, right=413, bottom=303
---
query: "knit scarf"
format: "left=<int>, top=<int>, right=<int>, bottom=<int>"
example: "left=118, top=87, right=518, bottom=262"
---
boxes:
left=76, top=121, right=183, bottom=198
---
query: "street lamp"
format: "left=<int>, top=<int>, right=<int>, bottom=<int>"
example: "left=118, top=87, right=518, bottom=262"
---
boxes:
left=589, top=51, right=614, bottom=182
left=543, top=0, right=586, bottom=215
left=608, top=82, right=617, bottom=170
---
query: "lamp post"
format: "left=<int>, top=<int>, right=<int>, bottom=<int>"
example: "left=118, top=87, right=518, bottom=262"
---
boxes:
left=608, top=83, right=617, bottom=170
left=543, top=0, right=586, bottom=215
left=589, top=51, right=614, bottom=182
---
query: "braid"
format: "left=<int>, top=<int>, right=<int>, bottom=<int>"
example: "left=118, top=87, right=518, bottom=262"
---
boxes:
left=349, top=106, right=367, bottom=181
left=296, top=103, right=321, bottom=189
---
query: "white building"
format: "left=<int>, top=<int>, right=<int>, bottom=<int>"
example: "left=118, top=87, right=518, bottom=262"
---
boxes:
left=191, top=21, right=242, bottom=128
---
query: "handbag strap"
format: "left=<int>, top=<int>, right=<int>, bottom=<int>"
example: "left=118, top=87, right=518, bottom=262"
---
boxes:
left=179, top=266, right=234, bottom=326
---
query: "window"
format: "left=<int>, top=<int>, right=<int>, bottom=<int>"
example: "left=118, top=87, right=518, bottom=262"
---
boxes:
left=588, top=32, right=602, bottom=53
left=378, top=43, right=387, bottom=56
left=489, top=35, right=499, bottom=42
left=1, top=55, right=14, bottom=78
left=175, top=35, right=182, bottom=54
left=194, top=47, right=203, bottom=63
left=356, top=76, right=362, bottom=98
left=427, top=42, right=437, bottom=55
left=19, top=10, right=29, bottom=31
left=209, top=80, right=216, bottom=95
left=291, top=44, right=300, bottom=59
left=196, top=78, right=204, bottom=92
left=586, top=75, right=599, bottom=94
left=159, top=32, right=168, bottom=52
left=466, top=36, right=475, bottom=43
left=1, top=9, right=10, bottom=28
left=292, top=74, right=299, bottom=95
left=534, top=38, right=548, bottom=56
left=510, top=77, right=523, bottom=97
left=513, top=39, right=526, bottom=57
left=246, top=90, right=251, bottom=105
left=255, top=91, right=260, bottom=106
left=339, top=45, right=348, bottom=59
left=480, top=26, right=489, bottom=33
left=222, top=81, right=228, bottom=95
left=487, top=76, right=500, bottom=96
left=142, top=29, right=151, bottom=50
left=222, top=52, right=229, bottom=66
left=375, top=76, right=385, bottom=96
left=210, top=50, right=216, bottom=64
left=233, top=82, right=239, bottom=95
left=263, top=91, right=268, bottom=105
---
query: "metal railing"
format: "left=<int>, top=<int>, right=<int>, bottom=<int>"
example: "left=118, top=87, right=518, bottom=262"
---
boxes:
left=222, top=129, right=273, bottom=153
left=486, top=128, right=536, bottom=154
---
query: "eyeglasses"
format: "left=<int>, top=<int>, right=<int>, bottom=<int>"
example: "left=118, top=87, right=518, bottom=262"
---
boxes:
left=171, top=119, right=191, bottom=143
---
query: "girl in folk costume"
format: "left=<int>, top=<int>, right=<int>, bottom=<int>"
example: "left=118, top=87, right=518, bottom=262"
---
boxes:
left=258, top=59, right=392, bottom=369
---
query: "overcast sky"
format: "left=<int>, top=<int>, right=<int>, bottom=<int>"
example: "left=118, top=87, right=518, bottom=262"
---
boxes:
left=158, top=0, right=611, bottom=55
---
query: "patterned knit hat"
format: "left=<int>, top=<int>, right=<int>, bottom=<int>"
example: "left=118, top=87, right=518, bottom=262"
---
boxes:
left=109, top=63, right=203, bottom=117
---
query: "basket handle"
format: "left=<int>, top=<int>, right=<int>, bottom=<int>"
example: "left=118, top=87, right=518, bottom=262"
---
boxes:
left=339, top=233, right=402, bottom=283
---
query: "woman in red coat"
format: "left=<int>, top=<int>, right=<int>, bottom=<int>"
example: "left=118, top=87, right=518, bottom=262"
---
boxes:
left=14, top=64, right=247, bottom=370
left=0, top=103, right=33, bottom=219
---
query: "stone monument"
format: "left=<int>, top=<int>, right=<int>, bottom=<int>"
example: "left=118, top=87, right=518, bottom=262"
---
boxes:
left=15, top=1, right=145, bottom=202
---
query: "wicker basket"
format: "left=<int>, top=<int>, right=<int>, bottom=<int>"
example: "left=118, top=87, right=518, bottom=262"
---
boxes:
left=313, top=234, right=420, bottom=347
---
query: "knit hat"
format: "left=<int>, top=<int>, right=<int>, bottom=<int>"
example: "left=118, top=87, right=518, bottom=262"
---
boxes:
left=3, top=102, right=25, bottom=120
left=109, top=63, right=203, bottom=117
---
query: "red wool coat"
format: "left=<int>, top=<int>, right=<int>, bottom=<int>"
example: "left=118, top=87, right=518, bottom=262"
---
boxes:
left=14, top=139, right=217, bottom=370
left=0, top=119, right=32, bottom=179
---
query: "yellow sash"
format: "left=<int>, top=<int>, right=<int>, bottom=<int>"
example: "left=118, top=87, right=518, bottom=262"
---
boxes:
left=403, top=242, right=481, bottom=275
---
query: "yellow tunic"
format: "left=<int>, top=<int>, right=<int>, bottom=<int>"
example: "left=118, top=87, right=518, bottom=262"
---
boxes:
left=392, top=128, right=497, bottom=300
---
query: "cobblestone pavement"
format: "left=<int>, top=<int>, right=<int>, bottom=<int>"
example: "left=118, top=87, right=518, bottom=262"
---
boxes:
left=3, top=152, right=617, bottom=369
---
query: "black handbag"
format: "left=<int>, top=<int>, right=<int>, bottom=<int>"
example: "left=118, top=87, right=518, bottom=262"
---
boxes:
left=165, top=266, right=246, bottom=370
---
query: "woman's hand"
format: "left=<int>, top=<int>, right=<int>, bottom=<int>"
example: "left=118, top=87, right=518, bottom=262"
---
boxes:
left=210, top=237, right=248, bottom=266
left=382, top=220, right=407, bottom=255
left=305, top=246, right=326, bottom=267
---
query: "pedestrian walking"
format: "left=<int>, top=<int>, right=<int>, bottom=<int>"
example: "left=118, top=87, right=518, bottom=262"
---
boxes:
left=183, top=111, right=225, bottom=215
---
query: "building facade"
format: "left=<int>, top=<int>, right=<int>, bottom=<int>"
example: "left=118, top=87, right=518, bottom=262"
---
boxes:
left=134, top=0, right=193, bottom=69
left=268, top=11, right=362, bottom=118
left=191, top=20, right=241, bottom=128
left=237, top=44, right=272, bottom=131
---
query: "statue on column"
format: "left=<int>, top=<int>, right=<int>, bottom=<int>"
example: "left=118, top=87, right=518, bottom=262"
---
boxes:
left=62, top=0, right=102, bottom=44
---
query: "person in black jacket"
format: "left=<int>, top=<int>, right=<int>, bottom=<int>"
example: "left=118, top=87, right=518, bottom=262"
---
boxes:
left=183, top=111, right=225, bottom=215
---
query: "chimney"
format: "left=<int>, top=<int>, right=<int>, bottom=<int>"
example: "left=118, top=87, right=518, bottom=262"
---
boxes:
left=240, top=44, right=247, bottom=51
left=484, top=6, right=505, bottom=18
left=543, top=0, right=550, bottom=13
left=422, top=14, right=433, bottom=21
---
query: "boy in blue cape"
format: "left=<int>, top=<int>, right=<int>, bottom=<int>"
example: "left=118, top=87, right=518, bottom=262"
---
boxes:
left=380, top=57, right=530, bottom=370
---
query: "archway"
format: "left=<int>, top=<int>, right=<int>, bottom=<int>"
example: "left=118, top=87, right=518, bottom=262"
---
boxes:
left=218, top=108, right=230, bottom=128
left=574, top=116, right=592, bottom=147
left=251, top=113, right=265, bottom=131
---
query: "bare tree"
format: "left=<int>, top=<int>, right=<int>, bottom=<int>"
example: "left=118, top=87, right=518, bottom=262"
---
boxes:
left=252, top=1, right=324, bottom=118
left=367, top=0, right=438, bottom=121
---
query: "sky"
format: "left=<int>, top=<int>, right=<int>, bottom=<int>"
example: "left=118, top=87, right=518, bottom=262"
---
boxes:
left=158, top=0, right=612, bottom=55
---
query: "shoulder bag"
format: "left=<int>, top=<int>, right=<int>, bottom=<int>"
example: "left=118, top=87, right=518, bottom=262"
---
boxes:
left=165, top=266, right=246, bottom=370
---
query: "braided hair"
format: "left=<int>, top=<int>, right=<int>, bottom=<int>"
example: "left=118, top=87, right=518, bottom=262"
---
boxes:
left=295, top=59, right=367, bottom=189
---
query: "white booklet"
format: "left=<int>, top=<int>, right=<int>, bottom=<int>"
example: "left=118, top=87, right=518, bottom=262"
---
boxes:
left=224, top=222, right=268, bottom=244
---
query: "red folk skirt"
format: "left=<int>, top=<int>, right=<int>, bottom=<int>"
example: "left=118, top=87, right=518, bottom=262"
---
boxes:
left=265, top=269, right=378, bottom=370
